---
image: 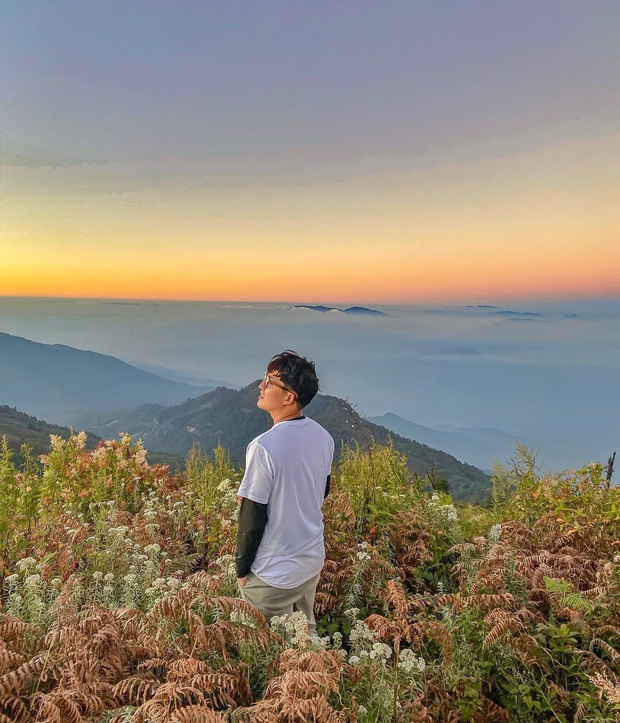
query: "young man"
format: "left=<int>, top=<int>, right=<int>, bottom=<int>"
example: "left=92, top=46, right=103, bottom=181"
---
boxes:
left=235, top=350, right=334, bottom=632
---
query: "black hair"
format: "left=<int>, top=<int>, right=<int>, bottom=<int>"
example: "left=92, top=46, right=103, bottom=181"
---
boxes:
left=267, top=350, right=319, bottom=408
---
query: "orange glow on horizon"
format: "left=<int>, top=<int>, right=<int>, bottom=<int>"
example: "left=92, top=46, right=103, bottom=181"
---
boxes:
left=3, top=241, right=619, bottom=306
left=3, top=128, right=618, bottom=305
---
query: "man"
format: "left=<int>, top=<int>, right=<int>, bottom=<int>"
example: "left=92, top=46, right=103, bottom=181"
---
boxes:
left=235, top=350, right=334, bottom=632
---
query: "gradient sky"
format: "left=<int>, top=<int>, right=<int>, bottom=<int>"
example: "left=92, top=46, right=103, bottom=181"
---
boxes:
left=1, top=1, right=619, bottom=303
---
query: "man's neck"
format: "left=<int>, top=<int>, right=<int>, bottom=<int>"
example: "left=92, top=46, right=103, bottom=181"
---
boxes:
left=271, top=408, right=304, bottom=425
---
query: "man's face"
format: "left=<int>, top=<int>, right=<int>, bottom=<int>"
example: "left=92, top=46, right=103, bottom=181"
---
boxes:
left=257, top=371, right=296, bottom=414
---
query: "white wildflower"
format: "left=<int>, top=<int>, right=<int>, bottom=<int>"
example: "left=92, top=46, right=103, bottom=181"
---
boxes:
left=488, top=523, right=503, bottom=544
left=16, top=557, right=37, bottom=572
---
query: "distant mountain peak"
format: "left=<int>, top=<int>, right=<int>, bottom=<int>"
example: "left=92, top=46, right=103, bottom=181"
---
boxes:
left=0, top=332, right=215, bottom=425
left=294, top=304, right=387, bottom=316
left=492, top=310, right=541, bottom=317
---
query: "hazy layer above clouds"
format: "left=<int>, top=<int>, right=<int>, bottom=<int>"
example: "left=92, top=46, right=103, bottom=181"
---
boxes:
left=1, top=297, right=618, bottom=471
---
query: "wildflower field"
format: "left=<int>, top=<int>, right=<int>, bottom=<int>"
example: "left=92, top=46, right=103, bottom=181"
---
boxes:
left=1, top=433, right=619, bottom=722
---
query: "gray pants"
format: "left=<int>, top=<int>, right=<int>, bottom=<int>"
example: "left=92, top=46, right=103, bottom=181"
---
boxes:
left=239, top=572, right=320, bottom=632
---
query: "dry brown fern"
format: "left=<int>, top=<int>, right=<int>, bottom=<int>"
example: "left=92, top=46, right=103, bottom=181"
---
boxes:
left=110, top=675, right=161, bottom=706
left=33, top=690, right=84, bottom=723
left=385, top=509, right=433, bottom=583
left=314, top=591, right=338, bottom=615
left=454, top=592, right=516, bottom=612
left=0, top=654, right=47, bottom=698
left=472, top=696, right=510, bottom=722
left=278, top=648, right=342, bottom=675
left=323, top=494, right=357, bottom=534
left=483, top=607, right=535, bottom=649
left=590, top=637, right=620, bottom=664
left=170, top=705, right=227, bottom=722
left=264, top=668, right=340, bottom=700
left=132, top=681, right=207, bottom=722
left=0, top=616, right=42, bottom=660
left=365, top=614, right=401, bottom=644
left=0, top=693, right=35, bottom=722
left=237, top=693, right=347, bottom=722
left=191, top=666, right=253, bottom=709
left=0, top=646, right=25, bottom=676
left=509, top=633, right=547, bottom=667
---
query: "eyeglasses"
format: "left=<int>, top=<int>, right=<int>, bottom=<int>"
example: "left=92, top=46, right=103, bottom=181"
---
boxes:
left=262, top=372, right=295, bottom=395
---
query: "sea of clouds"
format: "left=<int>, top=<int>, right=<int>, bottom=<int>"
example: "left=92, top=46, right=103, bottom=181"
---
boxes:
left=1, top=296, right=618, bottom=472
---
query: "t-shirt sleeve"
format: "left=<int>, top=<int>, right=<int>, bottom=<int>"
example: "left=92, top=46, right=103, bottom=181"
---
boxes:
left=237, top=440, right=274, bottom=504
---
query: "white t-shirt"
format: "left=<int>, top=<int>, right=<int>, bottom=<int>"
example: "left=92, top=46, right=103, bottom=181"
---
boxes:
left=237, top=416, right=334, bottom=589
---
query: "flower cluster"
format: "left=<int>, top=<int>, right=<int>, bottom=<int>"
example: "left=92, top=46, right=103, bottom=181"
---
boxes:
left=270, top=611, right=312, bottom=647
left=426, top=494, right=462, bottom=549
left=430, top=494, right=458, bottom=521
left=487, top=523, right=503, bottom=545
left=398, top=648, right=426, bottom=674
left=4, top=558, right=61, bottom=627
left=356, top=541, right=371, bottom=561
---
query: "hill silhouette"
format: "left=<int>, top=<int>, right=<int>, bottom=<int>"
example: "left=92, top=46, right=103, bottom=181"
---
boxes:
left=0, top=333, right=213, bottom=424
left=369, top=412, right=519, bottom=471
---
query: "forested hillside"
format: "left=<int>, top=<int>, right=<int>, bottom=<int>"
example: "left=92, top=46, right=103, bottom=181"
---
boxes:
left=79, top=382, right=491, bottom=503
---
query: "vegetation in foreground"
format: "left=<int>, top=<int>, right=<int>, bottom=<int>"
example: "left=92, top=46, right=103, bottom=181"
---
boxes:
left=0, top=433, right=619, bottom=722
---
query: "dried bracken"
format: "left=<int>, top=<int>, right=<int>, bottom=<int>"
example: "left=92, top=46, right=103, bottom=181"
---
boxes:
left=2, top=435, right=619, bottom=720
left=235, top=648, right=347, bottom=722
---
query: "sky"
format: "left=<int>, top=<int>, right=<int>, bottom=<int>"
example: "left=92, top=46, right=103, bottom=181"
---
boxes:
left=1, top=1, right=619, bottom=303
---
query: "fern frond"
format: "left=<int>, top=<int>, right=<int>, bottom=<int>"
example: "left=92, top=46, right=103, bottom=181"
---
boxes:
left=111, top=676, right=160, bottom=706
left=0, top=694, right=35, bottom=723
left=314, top=591, right=338, bottom=615
left=385, top=578, right=410, bottom=620
left=35, top=692, right=82, bottom=723
left=278, top=649, right=342, bottom=675
left=590, top=638, right=620, bottom=663
left=475, top=696, right=510, bottom=722
left=0, top=654, right=46, bottom=697
left=483, top=615, right=524, bottom=649
left=365, top=614, right=400, bottom=643
left=170, top=705, right=226, bottom=722
left=0, top=647, right=25, bottom=676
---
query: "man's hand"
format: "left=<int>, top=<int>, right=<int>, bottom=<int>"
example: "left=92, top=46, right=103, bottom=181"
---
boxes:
left=238, top=576, right=248, bottom=588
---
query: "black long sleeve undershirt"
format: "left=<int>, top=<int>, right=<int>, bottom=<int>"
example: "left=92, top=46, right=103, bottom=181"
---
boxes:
left=235, top=475, right=331, bottom=579
left=235, top=498, right=268, bottom=578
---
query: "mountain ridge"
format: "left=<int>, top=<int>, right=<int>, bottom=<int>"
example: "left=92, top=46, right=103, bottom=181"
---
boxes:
left=369, top=412, right=522, bottom=471
left=79, top=383, right=491, bottom=503
left=0, top=332, right=214, bottom=424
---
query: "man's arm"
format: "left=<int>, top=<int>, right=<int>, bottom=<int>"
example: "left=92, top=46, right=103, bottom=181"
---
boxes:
left=235, top=497, right=268, bottom=578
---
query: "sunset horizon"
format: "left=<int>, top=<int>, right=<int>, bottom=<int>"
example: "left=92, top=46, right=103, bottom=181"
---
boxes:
left=3, top=287, right=620, bottom=307
left=2, top=2, right=618, bottom=306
